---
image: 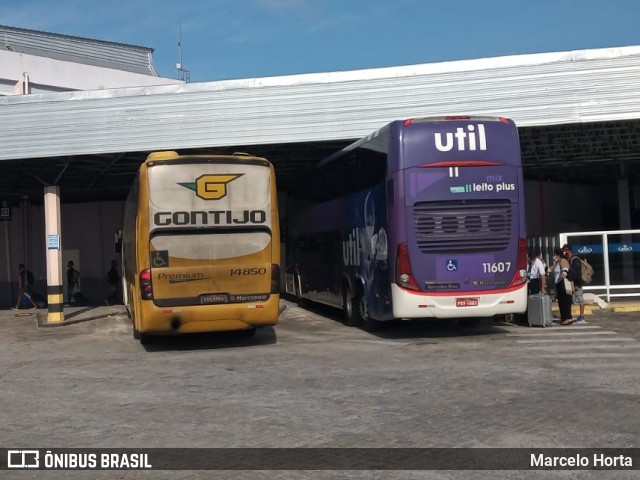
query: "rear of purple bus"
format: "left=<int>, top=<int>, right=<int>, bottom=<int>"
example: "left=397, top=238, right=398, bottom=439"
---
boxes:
left=389, top=116, right=528, bottom=319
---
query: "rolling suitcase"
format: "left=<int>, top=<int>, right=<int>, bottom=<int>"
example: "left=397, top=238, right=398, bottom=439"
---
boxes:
left=527, top=293, right=553, bottom=328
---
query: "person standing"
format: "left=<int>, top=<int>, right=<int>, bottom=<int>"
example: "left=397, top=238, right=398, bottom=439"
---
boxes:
left=552, top=249, right=573, bottom=324
left=528, top=250, right=547, bottom=295
left=106, top=260, right=120, bottom=305
left=67, top=260, right=80, bottom=303
left=563, top=244, right=586, bottom=324
left=13, top=263, right=37, bottom=310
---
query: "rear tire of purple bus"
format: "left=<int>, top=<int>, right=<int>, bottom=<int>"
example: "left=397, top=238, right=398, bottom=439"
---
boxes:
left=342, top=289, right=358, bottom=327
left=356, top=296, right=381, bottom=333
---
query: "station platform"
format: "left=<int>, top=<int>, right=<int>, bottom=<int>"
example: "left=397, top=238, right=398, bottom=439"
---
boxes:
left=551, top=298, right=640, bottom=316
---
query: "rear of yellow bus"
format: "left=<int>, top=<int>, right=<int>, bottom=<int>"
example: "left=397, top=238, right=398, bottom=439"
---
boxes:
left=131, top=152, right=280, bottom=341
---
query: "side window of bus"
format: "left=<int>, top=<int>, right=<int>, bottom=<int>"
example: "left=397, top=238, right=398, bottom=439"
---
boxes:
left=318, top=146, right=387, bottom=201
left=320, top=230, right=342, bottom=263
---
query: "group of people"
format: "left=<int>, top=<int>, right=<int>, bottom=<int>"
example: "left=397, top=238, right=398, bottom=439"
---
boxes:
left=552, top=244, right=587, bottom=325
left=12, top=260, right=120, bottom=309
left=527, top=245, right=586, bottom=326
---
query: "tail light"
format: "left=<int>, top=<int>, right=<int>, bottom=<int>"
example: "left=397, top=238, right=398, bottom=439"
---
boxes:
left=509, top=238, right=529, bottom=288
left=395, top=243, right=420, bottom=291
left=271, top=264, right=281, bottom=294
left=140, top=268, right=154, bottom=300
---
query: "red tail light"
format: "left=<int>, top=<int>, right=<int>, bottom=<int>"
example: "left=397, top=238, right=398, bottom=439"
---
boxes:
left=395, top=243, right=420, bottom=291
left=271, top=264, right=281, bottom=294
left=509, top=238, right=529, bottom=288
left=140, top=268, right=153, bottom=300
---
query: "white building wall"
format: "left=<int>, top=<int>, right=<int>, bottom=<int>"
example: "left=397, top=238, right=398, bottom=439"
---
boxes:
left=0, top=50, right=182, bottom=95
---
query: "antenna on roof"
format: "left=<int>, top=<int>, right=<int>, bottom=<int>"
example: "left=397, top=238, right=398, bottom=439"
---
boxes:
left=176, top=22, right=191, bottom=83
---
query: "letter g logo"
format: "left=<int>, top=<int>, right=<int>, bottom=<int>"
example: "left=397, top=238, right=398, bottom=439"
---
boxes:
left=179, top=174, right=243, bottom=200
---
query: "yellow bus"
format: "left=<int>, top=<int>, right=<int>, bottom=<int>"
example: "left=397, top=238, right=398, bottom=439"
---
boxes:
left=122, top=151, right=281, bottom=343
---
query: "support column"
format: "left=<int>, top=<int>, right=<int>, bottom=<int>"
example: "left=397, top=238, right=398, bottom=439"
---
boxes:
left=44, top=187, right=64, bottom=324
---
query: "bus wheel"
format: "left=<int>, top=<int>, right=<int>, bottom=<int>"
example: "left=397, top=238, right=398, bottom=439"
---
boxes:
left=131, top=307, right=140, bottom=339
left=355, top=295, right=381, bottom=332
left=342, top=289, right=358, bottom=327
left=240, top=327, right=257, bottom=337
left=294, top=277, right=307, bottom=308
left=138, top=332, right=154, bottom=345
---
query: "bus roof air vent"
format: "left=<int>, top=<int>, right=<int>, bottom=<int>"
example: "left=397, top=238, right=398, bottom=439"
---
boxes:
left=146, top=151, right=179, bottom=161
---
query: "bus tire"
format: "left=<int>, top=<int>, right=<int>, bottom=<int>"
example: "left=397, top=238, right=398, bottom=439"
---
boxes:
left=131, top=304, right=140, bottom=339
left=240, top=327, right=257, bottom=337
left=342, top=289, right=358, bottom=327
left=138, top=332, right=153, bottom=345
left=354, top=293, right=381, bottom=332
left=294, top=275, right=307, bottom=308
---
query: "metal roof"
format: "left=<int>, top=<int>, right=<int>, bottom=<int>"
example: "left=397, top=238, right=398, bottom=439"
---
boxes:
left=0, top=24, right=158, bottom=75
left=2, top=45, right=640, bottom=202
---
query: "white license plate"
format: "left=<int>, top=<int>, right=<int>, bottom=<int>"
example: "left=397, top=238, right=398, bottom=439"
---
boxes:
left=201, top=294, right=228, bottom=304
left=456, top=297, right=479, bottom=307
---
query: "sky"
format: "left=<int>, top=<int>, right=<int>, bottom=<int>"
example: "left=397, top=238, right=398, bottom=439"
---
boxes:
left=2, top=0, right=640, bottom=83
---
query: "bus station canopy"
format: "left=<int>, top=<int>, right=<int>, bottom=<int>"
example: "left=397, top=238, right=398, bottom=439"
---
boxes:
left=1, top=46, right=640, bottom=203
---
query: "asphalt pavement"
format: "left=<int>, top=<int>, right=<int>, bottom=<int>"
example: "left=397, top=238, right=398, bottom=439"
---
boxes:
left=1, top=299, right=639, bottom=480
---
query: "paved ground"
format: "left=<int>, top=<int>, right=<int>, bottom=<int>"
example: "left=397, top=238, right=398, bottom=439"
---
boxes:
left=1, top=299, right=639, bottom=479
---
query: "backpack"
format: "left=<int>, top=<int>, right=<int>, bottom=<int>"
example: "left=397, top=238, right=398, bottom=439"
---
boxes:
left=26, top=270, right=34, bottom=286
left=573, top=257, right=594, bottom=284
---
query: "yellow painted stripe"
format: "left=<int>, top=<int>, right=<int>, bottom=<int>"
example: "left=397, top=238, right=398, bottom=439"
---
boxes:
left=47, top=311, right=65, bottom=323
left=48, top=293, right=64, bottom=304
left=612, top=306, right=640, bottom=313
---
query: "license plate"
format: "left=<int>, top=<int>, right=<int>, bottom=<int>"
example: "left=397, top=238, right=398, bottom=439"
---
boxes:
left=201, top=294, right=228, bottom=304
left=456, top=297, right=479, bottom=307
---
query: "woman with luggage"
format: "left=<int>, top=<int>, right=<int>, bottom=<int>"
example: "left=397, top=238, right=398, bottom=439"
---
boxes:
left=552, top=249, right=574, bottom=325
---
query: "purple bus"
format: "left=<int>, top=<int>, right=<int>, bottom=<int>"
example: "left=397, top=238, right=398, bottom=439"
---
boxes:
left=285, top=116, right=528, bottom=330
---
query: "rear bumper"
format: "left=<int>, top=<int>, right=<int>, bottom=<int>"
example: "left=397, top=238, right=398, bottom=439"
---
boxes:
left=138, top=296, right=280, bottom=334
left=391, top=284, right=527, bottom=319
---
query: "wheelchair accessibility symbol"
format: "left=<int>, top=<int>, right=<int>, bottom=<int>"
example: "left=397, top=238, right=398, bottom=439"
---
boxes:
left=446, top=259, right=458, bottom=271
left=152, top=250, right=169, bottom=267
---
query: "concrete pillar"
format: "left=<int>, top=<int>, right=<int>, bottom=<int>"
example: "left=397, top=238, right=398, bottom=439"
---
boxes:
left=44, top=187, right=64, bottom=324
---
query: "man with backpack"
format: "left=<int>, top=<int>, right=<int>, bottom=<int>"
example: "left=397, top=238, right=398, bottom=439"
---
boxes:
left=67, top=260, right=80, bottom=304
left=12, top=263, right=37, bottom=310
left=562, top=244, right=587, bottom=325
